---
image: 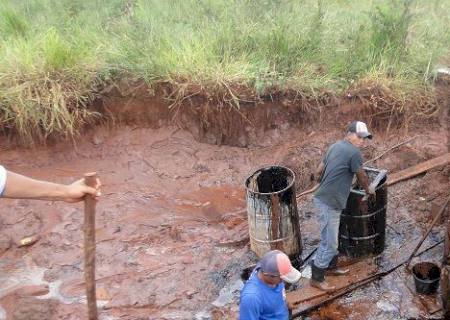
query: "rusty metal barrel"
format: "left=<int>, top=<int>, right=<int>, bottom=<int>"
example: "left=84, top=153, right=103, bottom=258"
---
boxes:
left=338, top=167, right=388, bottom=258
left=245, top=166, right=302, bottom=258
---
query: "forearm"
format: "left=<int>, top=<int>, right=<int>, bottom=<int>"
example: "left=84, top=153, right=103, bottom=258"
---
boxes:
left=315, top=162, right=325, bottom=183
left=356, top=170, right=370, bottom=193
left=3, top=171, right=69, bottom=200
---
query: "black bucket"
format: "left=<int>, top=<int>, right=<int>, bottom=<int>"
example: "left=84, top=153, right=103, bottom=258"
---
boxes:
left=413, top=262, right=441, bottom=295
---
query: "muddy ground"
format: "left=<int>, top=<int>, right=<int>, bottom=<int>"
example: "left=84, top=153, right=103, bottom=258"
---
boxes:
left=0, top=96, right=449, bottom=319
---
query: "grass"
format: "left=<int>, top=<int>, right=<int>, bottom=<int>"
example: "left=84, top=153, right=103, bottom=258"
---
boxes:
left=0, top=0, right=450, bottom=141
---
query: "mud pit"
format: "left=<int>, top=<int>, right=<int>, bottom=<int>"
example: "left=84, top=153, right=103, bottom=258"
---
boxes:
left=0, top=102, right=448, bottom=319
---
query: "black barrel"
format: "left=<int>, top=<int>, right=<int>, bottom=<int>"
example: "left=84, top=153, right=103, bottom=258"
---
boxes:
left=245, top=166, right=302, bottom=258
left=338, top=167, right=388, bottom=258
left=442, top=265, right=450, bottom=318
left=441, top=219, right=450, bottom=317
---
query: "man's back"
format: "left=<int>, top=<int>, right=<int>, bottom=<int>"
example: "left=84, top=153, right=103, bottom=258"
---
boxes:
left=314, top=139, right=363, bottom=210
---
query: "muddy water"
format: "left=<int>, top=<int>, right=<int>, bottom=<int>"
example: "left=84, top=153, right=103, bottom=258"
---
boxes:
left=0, top=125, right=303, bottom=320
left=0, top=124, right=448, bottom=319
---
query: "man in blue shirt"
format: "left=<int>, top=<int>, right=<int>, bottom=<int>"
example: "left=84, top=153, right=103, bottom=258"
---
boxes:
left=310, top=121, right=375, bottom=291
left=239, top=250, right=302, bottom=320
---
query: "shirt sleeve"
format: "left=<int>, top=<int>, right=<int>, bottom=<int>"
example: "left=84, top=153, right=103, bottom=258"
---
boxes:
left=350, top=151, right=363, bottom=173
left=0, top=165, right=6, bottom=196
left=239, top=294, right=262, bottom=320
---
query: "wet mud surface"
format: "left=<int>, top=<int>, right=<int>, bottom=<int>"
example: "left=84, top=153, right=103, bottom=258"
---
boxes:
left=0, top=120, right=448, bottom=319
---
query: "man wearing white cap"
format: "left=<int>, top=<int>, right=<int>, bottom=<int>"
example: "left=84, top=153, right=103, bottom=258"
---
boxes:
left=239, top=250, right=301, bottom=320
left=310, top=121, right=375, bottom=291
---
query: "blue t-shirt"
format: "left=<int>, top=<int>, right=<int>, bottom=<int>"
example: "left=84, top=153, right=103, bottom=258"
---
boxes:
left=239, top=268, right=289, bottom=320
left=314, top=140, right=363, bottom=210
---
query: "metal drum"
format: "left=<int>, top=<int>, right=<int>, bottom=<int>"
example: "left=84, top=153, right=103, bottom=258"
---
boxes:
left=245, top=166, right=302, bottom=258
left=441, top=218, right=450, bottom=318
left=442, top=265, right=450, bottom=318
left=338, top=167, right=388, bottom=258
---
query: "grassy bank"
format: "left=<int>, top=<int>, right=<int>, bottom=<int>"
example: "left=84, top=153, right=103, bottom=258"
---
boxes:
left=1, top=0, right=449, bottom=141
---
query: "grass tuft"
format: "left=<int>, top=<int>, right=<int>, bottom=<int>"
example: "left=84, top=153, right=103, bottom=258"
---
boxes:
left=0, top=0, right=449, bottom=141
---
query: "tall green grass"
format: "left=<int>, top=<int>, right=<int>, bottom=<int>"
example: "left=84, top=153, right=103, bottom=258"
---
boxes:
left=1, top=0, right=450, bottom=141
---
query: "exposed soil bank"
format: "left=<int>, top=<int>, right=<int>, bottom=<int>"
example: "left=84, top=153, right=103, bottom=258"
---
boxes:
left=0, top=84, right=448, bottom=319
left=95, top=79, right=448, bottom=148
left=97, top=82, right=316, bottom=148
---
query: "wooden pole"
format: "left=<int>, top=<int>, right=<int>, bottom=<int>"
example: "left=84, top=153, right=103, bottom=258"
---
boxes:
left=364, top=135, right=419, bottom=165
left=84, top=173, right=98, bottom=320
left=296, top=184, right=319, bottom=199
left=405, top=194, right=450, bottom=270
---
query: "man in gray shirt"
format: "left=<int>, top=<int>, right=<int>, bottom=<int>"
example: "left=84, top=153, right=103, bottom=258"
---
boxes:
left=310, top=121, right=375, bottom=291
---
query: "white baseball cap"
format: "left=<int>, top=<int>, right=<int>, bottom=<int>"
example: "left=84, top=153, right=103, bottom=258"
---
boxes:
left=348, top=121, right=372, bottom=139
left=258, top=250, right=302, bottom=283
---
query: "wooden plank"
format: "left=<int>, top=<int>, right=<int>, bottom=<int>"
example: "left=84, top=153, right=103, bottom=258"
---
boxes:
left=286, top=259, right=377, bottom=309
left=387, top=153, right=450, bottom=186
left=297, top=153, right=449, bottom=198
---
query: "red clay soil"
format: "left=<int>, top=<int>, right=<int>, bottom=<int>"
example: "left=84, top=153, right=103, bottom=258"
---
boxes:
left=0, top=94, right=448, bottom=319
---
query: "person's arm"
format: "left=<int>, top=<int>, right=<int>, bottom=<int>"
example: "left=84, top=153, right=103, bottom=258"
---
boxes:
left=239, top=294, right=262, bottom=320
left=355, top=168, right=371, bottom=194
left=0, top=166, right=6, bottom=196
left=315, top=161, right=325, bottom=183
left=2, top=170, right=101, bottom=203
left=312, top=149, right=327, bottom=184
left=351, top=153, right=375, bottom=197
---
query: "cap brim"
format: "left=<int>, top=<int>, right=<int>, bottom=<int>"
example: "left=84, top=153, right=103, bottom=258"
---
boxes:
left=357, top=132, right=372, bottom=139
left=280, top=267, right=302, bottom=284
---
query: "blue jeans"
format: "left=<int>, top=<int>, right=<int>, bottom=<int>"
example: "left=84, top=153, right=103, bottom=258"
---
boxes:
left=313, top=197, right=341, bottom=269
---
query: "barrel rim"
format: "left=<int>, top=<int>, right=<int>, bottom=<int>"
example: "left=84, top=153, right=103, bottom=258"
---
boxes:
left=412, top=261, right=441, bottom=282
left=350, top=167, right=388, bottom=196
left=350, top=182, right=387, bottom=196
left=245, top=165, right=296, bottom=195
